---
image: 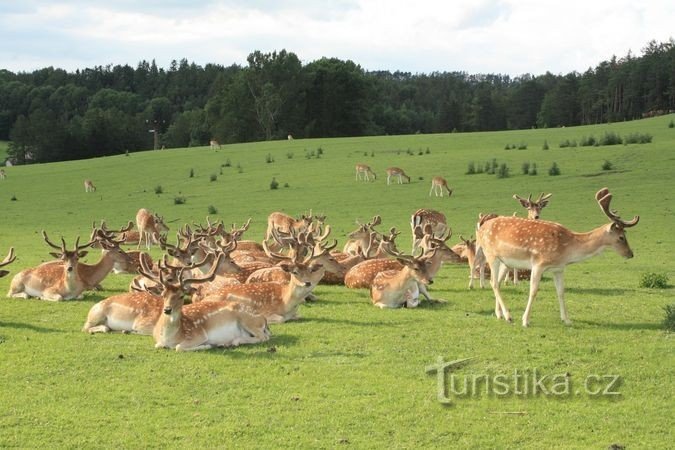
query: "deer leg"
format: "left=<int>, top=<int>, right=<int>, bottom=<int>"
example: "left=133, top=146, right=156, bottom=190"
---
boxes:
left=387, top=174, right=391, bottom=185
left=176, top=342, right=213, bottom=352
left=85, top=325, right=111, bottom=334
left=429, top=184, right=434, bottom=196
left=522, top=266, right=544, bottom=327
left=513, top=268, right=518, bottom=285
left=489, top=259, right=511, bottom=321
left=552, top=270, right=571, bottom=325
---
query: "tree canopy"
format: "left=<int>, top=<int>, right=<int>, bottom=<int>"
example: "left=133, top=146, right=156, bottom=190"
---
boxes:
left=1, top=39, right=673, bottom=163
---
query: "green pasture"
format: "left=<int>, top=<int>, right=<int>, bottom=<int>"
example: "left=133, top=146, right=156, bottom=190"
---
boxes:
left=0, top=116, right=673, bottom=448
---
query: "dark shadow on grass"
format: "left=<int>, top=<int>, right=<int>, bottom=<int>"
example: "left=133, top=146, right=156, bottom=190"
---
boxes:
left=565, top=287, right=627, bottom=296
left=0, top=321, right=60, bottom=333
left=308, top=316, right=403, bottom=327
left=575, top=319, right=663, bottom=331
left=211, top=334, right=301, bottom=359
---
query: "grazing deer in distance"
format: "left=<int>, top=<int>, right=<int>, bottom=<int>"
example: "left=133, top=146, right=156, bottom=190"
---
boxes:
left=136, top=208, right=169, bottom=249
left=410, top=209, right=450, bottom=254
left=513, top=192, right=552, bottom=219
left=84, top=179, right=96, bottom=192
left=429, top=176, right=452, bottom=197
left=209, top=139, right=221, bottom=149
left=0, top=247, right=16, bottom=277
left=0, top=169, right=6, bottom=180
left=477, top=187, right=639, bottom=327
left=355, top=164, right=377, bottom=182
left=8, top=232, right=95, bottom=301
left=385, top=167, right=410, bottom=185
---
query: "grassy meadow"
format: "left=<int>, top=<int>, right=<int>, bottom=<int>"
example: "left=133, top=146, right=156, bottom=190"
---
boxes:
left=0, top=116, right=673, bottom=448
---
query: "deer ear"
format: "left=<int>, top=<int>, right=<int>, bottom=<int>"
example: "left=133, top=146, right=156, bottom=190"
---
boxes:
left=279, top=263, right=293, bottom=273
left=78, top=251, right=89, bottom=258
left=310, top=263, right=323, bottom=272
left=0, top=270, right=9, bottom=277
left=609, top=222, right=623, bottom=232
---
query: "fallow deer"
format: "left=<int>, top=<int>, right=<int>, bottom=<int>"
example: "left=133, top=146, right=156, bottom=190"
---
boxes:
left=355, top=164, right=377, bottom=181
left=343, top=215, right=381, bottom=256
left=210, top=139, right=221, bottom=149
left=147, top=255, right=271, bottom=351
left=385, top=167, right=410, bottom=185
left=513, top=192, right=552, bottom=219
left=84, top=179, right=96, bottom=192
left=0, top=247, right=16, bottom=277
left=201, top=254, right=325, bottom=323
left=429, top=176, right=452, bottom=197
left=410, top=208, right=449, bottom=254
left=264, top=212, right=312, bottom=246
left=8, top=232, right=94, bottom=301
left=0, top=169, right=6, bottom=180
left=82, top=290, right=163, bottom=334
left=136, top=208, right=169, bottom=249
left=370, top=250, right=434, bottom=308
left=477, top=187, right=639, bottom=327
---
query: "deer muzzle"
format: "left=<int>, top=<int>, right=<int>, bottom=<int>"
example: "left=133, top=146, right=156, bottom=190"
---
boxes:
left=163, top=307, right=172, bottom=315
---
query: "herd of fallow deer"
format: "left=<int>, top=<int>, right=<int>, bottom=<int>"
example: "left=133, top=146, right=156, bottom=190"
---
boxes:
left=0, top=183, right=639, bottom=351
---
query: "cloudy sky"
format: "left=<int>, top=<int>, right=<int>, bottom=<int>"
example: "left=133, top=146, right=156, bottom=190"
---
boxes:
left=1, top=0, right=672, bottom=76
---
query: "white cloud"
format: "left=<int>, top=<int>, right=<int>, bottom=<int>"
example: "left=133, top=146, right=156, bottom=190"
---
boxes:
left=0, top=0, right=673, bottom=75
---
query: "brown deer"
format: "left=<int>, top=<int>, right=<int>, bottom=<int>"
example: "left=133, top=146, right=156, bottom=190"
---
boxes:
left=513, top=192, right=552, bottom=219
left=209, top=139, right=221, bottom=149
left=264, top=212, right=312, bottom=246
left=136, top=208, right=169, bottom=249
left=355, top=163, right=377, bottom=181
left=370, top=250, right=435, bottom=308
left=0, top=247, right=16, bottom=277
left=429, top=176, right=452, bottom=197
left=146, top=255, right=271, bottom=351
left=477, top=187, right=639, bottom=327
left=8, top=232, right=94, bottom=301
left=82, top=290, right=163, bottom=334
left=200, top=253, right=325, bottom=323
left=385, top=167, right=410, bottom=185
left=410, top=208, right=450, bottom=254
left=84, top=179, right=96, bottom=192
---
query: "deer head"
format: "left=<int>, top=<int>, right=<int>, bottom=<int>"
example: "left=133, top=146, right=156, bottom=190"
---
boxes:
left=595, top=187, right=639, bottom=258
left=513, top=192, right=552, bottom=219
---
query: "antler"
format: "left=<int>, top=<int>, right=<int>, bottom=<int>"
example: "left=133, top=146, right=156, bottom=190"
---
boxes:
left=535, top=192, right=552, bottom=204
left=595, top=187, right=639, bottom=228
left=180, top=253, right=224, bottom=287
left=0, top=247, right=16, bottom=267
left=42, top=230, right=66, bottom=252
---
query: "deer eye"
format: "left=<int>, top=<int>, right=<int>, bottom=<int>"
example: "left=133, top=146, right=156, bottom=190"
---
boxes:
left=618, top=236, right=626, bottom=242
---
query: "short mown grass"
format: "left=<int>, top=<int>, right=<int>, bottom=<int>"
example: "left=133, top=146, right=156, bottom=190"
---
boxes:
left=0, top=116, right=673, bottom=448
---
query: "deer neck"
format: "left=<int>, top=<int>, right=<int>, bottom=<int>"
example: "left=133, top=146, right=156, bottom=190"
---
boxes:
left=78, top=251, right=116, bottom=286
left=388, top=266, right=417, bottom=291
left=567, top=225, right=612, bottom=264
left=155, top=307, right=184, bottom=345
left=282, top=279, right=314, bottom=309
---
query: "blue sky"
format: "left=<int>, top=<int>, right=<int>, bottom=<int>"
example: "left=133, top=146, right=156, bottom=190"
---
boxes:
left=1, top=0, right=672, bottom=76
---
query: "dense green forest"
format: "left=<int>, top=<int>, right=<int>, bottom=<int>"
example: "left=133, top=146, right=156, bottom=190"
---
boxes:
left=1, top=39, right=673, bottom=164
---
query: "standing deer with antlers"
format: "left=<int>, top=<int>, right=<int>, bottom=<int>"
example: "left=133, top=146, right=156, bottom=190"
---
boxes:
left=477, top=187, right=639, bottom=327
left=8, top=232, right=94, bottom=300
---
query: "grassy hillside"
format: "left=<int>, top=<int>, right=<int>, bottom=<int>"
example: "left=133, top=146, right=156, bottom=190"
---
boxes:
left=0, top=116, right=673, bottom=448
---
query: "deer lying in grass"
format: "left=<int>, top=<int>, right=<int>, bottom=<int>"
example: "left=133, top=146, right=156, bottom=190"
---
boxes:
left=477, top=187, right=639, bottom=327
left=8, top=232, right=95, bottom=301
left=370, top=249, right=434, bottom=308
left=348, top=225, right=459, bottom=302
left=82, top=290, right=163, bottom=334
left=201, top=250, right=325, bottom=323
left=148, top=255, right=271, bottom=351
left=0, top=248, right=16, bottom=278
left=343, top=215, right=382, bottom=255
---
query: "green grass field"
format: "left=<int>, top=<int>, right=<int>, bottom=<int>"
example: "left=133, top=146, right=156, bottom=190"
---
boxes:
left=0, top=116, right=673, bottom=448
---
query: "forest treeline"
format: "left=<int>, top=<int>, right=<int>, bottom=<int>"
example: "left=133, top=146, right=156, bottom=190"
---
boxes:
left=1, top=39, right=673, bottom=164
